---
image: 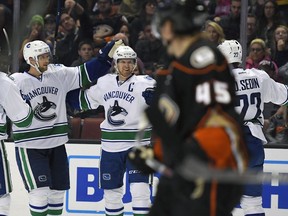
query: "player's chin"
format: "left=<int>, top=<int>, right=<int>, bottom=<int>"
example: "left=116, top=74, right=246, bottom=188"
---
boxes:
left=39, top=66, right=48, bottom=72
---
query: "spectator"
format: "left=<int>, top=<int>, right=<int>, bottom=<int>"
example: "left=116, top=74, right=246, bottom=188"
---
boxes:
left=43, top=14, right=57, bottom=43
left=71, top=39, right=94, bottom=66
left=134, top=23, right=163, bottom=72
left=129, top=0, right=157, bottom=48
left=276, top=0, right=288, bottom=24
left=246, top=38, right=278, bottom=71
left=18, top=14, right=51, bottom=72
left=255, top=0, right=285, bottom=49
left=0, top=4, right=12, bottom=72
left=204, top=20, right=225, bottom=45
left=249, top=0, right=265, bottom=17
left=90, top=0, right=127, bottom=39
left=56, top=0, right=93, bottom=66
left=271, top=25, right=288, bottom=68
left=265, top=106, right=288, bottom=144
left=207, top=0, right=231, bottom=19
left=246, top=13, right=258, bottom=50
left=119, top=0, right=143, bottom=22
left=119, top=23, right=131, bottom=43
left=218, top=0, right=241, bottom=40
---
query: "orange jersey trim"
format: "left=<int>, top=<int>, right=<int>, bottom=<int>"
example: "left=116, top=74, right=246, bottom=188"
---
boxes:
left=171, top=61, right=228, bottom=75
left=156, top=69, right=170, bottom=76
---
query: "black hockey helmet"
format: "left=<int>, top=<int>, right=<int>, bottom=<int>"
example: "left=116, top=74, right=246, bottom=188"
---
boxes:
left=152, top=0, right=208, bottom=37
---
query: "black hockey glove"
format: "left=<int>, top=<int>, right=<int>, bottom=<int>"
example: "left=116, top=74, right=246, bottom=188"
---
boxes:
left=128, top=145, right=156, bottom=174
left=98, top=39, right=124, bottom=63
left=142, top=87, right=155, bottom=105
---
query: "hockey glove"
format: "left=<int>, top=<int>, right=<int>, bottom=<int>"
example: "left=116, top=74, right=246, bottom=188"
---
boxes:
left=142, top=87, right=155, bottom=105
left=98, top=39, right=124, bottom=63
left=128, top=145, right=156, bottom=174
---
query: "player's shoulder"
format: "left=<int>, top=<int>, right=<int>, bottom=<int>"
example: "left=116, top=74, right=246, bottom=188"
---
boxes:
left=0, top=72, right=13, bottom=86
left=100, top=73, right=116, bottom=81
left=135, top=75, right=155, bottom=83
left=44, top=64, right=67, bottom=75
left=10, top=72, right=27, bottom=82
left=173, top=39, right=225, bottom=75
left=133, top=75, right=156, bottom=87
left=246, top=68, right=270, bottom=79
left=47, top=63, right=65, bottom=72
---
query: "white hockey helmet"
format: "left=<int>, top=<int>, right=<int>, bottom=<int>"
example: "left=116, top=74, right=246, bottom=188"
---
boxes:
left=217, top=40, right=242, bottom=64
left=113, top=46, right=137, bottom=63
left=23, top=40, right=51, bottom=67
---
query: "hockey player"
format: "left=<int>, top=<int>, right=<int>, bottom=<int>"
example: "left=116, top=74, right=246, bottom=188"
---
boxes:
left=129, top=1, right=249, bottom=216
left=10, top=39, right=123, bottom=216
left=218, top=40, right=288, bottom=216
left=68, top=45, right=156, bottom=216
left=0, top=72, right=33, bottom=216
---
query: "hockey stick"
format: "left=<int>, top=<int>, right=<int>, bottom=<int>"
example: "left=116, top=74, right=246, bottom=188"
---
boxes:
left=2, top=28, right=11, bottom=74
left=52, top=0, right=62, bottom=63
left=145, top=156, right=288, bottom=184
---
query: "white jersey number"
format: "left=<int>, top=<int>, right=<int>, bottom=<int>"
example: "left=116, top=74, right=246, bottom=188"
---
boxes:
left=235, top=92, right=261, bottom=120
left=196, top=81, right=231, bottom=105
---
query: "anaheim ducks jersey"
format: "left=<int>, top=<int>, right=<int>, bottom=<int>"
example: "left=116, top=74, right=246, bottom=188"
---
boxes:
left=80, top=74, right=156, bottom=152
left=146, top=38, right=248, bottom=170
left=10, top=63, right=95, bottom=148
left=0, top=72, right=33, bottom=140
left=232, top=67, right=288, bottom=143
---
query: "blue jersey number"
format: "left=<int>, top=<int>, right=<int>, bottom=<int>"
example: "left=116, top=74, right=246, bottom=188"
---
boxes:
left=235, top=92, right=261, bottom=120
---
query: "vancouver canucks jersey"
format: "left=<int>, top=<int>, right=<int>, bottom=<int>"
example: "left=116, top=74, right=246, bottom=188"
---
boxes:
left=232, top=67, right=288, bottom=142
left=0, top=72, right=33, bottom=140
left=10, top=64, right=93, bottom=148
left=81, top=74, right=156, bottom=152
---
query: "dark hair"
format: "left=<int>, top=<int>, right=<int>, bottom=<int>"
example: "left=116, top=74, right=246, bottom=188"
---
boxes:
left=78, top=40, right=94, bottom=50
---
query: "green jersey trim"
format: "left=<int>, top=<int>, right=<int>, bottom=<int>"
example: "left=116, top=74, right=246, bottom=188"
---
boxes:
left=13, top=123, right=69, bottom=143
left=101, top=130, right=152, bottom=141
left=13, top=107, right=33, bottom=128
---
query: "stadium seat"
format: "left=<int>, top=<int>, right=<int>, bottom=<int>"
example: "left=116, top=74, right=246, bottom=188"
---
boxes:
left=69, top=117, right=82, bottom=139
left=81, top=117, right=104, bottom=140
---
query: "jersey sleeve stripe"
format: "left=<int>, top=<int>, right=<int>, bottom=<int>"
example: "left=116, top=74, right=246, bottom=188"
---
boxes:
left=0, top=123, right=7, bottom=136
left=172, top=61, right=227, bottom=75
left=13, top=107, right=33, bottom=128
left=79, top=90, right=91, bottom=111
left=79, top=64, right=92, bottom=88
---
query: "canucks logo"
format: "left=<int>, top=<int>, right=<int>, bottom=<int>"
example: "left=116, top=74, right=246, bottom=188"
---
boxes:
left=107, top=100, right=128, bottom=126
left=34, top=96, right=57, bottom=121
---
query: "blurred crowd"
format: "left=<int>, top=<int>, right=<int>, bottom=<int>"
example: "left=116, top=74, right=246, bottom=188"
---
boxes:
left=1, top=0, right=288, bottom=144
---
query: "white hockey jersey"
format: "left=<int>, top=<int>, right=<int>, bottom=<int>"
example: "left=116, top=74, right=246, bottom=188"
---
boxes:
left=81, top=74, right=156, bottom=152
left=232, top=68, right=288, bottom=143
left=11, top=64, right=89, bottom=148
left=0, top=72, right=33, bottom=140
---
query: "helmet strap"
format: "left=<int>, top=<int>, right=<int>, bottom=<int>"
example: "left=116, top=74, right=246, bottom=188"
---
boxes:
left=30, top=58, right=43, bottom=75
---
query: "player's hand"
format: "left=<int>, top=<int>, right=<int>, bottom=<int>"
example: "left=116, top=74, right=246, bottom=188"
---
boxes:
left=128, top=145, right=155, bottom=174
left=142, top=87, right=155, bottom=105
left=98, top=39, right=124, bottom=63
